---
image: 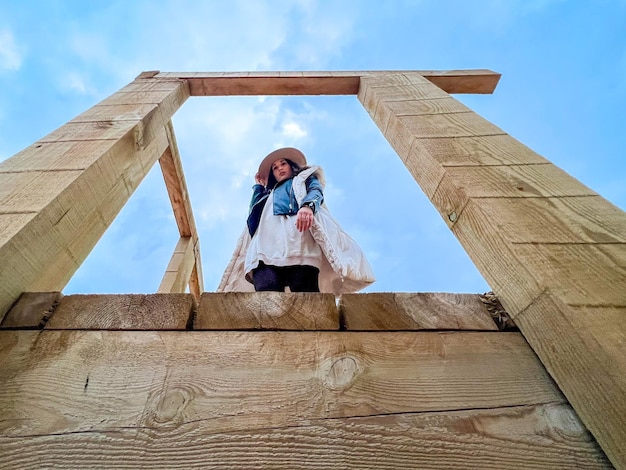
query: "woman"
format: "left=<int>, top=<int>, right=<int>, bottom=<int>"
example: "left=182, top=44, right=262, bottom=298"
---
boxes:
left=219, top=147, right=374, bottom=293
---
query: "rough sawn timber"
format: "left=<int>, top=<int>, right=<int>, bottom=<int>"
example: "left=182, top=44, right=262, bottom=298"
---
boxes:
left=44, top=294, right=194, bottom=330
left=340, top=292, right=498, bottom=330
left=357, top=71, right=626, bottom=468
left=0, top=77, right=190, bottom=319
left=157, top=69, right=500, bottom=96
left=0, top=329, right=610, bottom=469
left=196, top=291, right=339, bottom=330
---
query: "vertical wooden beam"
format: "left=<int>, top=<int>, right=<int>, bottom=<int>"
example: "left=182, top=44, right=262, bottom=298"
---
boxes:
left=158, top=121, right=204, bottom=300
left=0, top=76, right=190, bottom=319
left=358, top=71, right=626, bottom=468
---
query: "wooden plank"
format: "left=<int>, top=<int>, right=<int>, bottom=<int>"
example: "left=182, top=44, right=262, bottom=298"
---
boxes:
left=0, top=403, right=608, bottom=469
left=360, top=74, right=626, bottom=468
left=0, top=140, right=135, bottom=172
left=158, top=237, right=196, bottom=294
left=158, top=122, right=197, bottom=238
left=515, top=291, right=626, bottom=468
left=340, top=293, right=498, bottom=331
left=164, top=69, right=501, bottom=96
left=188, top=76, right=361, bottom=96
left=70, top=103, right=159, bottom=122
left=0, top=213, right=36, bottom=247
left=158, top=120, right=203, bottom=298
left=396, top=112, right=506, bottom=138
left=450, top=199, right=541, bottom=313
left=417, top=134, right=551, bottom=166
left=44, top=294, right=194, bottom=330
left=196, top=292, right=339, bottom=330
left=0, top=130, right=170, bottom=319
left=0, top=170, right=84, bottom=213
left=375, top=97, right=474, bottom=116
left=0, top=330, right=564, bottom=437
left=444, top=164, right=597, bottom=198
left=36, top=121, right=138, bottom=143
left=0, top=292, right=62, bottom=329
left=511, top=243, right=626, bottom=307
left=188, top=238, right=204, bottom=302
left=0, top=78, right=188, bottom=319
left=478, top=196, right=626, bottom=244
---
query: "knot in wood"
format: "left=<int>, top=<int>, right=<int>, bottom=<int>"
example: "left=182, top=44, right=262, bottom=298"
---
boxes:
left=151, top=387, right=191, bottom=424
left=326, top=356, right=360, bottom=390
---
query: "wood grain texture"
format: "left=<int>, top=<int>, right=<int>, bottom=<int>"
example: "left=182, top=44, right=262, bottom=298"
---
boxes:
left=0, top=329, right=608, bottom=469
left=445, top=163, right=597, bottom=198
left=451, top=199, right=544, bottom=314
left=160, top=120, right=204, bottom=297
left=0, top=404, right=608, bottom=469
left=44, top=294, right=194, bottom=330
left=475, top=196, right=626, bottom=244
left=195, top=292, right=339, bottom=330
left=511, top=243, right=626, bottom=307
left=0, top=131, right=169, bottom=319
left=0, top=139, right=136, bottom=172
left=158, top=237, right=196, bottom=294
left=340, top=293, right=498, bottom=331
left=0, top=330, right=563, bottom=437
left=417, top=134, right=551, bottom=166
left=160, top=120, right=197, bottom=238
left=515, top=291, right=626, bottom=468
left=160, top=69, right=501, bottom=96
left=0, top=292, right=62, bottom=329
left=360, top=74, right=626, bottom=468
left=0, top=77, right=188, bottom=319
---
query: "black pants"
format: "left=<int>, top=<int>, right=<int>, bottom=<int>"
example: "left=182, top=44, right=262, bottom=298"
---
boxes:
left=252, top=262, right=320, bottom=292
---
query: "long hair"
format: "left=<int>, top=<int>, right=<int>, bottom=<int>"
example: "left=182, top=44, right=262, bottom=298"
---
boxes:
left=267, top=159, right=307, bottom=189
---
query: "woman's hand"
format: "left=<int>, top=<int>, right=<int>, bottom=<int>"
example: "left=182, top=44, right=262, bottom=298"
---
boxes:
left=255, top=172, right=267, bottom=186
left=296, top=206, right=314, bottom=232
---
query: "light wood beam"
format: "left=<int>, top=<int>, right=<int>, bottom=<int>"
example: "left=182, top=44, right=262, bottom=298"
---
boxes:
left=196, top=292, right=339, bottom=330
left=0, top=329, right=609, bottom=469
left=0, top=77, right=189, bottom=320
left=358, top=71, right=626, bottom=468
left=158, top=237, right=196, bottom=295
left=340, top=293, right=498, bottom=330
left=44, top=293, right=193, bottom=330
left=153, top=69, right=500, bottom=95
left=158, top=120, right=204, bottom=299
left=0, top=330, right=565, bottom=431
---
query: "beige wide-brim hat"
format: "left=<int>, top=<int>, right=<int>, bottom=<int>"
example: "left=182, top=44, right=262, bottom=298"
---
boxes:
left=258, top=147, right=307, bottom=181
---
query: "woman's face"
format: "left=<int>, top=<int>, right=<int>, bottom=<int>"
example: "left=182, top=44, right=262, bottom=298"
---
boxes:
left=271, top=158, right=293, bottom=183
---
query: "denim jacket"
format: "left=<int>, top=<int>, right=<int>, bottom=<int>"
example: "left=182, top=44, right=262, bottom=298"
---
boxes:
left=247, top=174, right=323, bottom=236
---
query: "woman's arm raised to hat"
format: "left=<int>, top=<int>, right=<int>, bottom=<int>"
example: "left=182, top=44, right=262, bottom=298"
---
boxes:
left=255, top=172, right=267, bottom=187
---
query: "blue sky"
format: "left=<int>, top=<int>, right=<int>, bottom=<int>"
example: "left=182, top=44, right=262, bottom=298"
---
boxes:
left=1, top=0, right=625, bottom=294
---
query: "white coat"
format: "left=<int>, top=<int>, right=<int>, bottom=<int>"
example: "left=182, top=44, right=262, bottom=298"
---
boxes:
left=217, top=166, right=375, bottom=293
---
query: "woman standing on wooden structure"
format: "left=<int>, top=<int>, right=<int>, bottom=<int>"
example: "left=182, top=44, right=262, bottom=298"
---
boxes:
left=219, top=147, right=374, bottom=293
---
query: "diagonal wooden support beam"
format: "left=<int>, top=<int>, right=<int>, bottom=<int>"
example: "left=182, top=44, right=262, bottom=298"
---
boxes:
left=158, top=121, right=204, bottom=300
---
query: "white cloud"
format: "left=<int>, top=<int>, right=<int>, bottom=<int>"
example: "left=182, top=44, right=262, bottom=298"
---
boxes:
left=0, top=29, right=22, bottom=71
left=281, top=121, right=307, bottom=139
left=59, top=71, right=96, bottom=95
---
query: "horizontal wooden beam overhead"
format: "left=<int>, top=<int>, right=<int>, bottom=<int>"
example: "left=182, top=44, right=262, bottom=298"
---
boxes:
left=153, top=70, right=501, bottom=96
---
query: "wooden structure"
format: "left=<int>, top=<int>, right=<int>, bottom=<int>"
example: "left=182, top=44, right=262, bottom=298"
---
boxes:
left=0, top=70, right=624, bottom=469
